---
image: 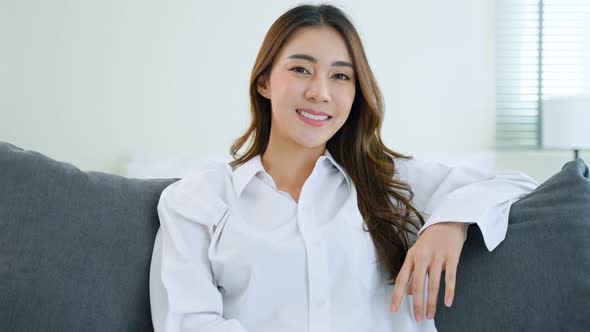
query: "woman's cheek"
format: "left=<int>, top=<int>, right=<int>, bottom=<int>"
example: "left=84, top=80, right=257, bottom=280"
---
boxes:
left=291, top=79, right=308, bottom=96
left=335, top=88, right=355, bottom=116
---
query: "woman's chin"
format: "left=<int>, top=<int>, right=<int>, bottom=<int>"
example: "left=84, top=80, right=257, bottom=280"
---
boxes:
left=292, top=136, right=331, bottom=150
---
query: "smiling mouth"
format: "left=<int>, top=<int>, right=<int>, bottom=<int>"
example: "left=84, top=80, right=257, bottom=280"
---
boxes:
left=295, top=109, right=332, bottom=127
left=296, top=109, right=332, bottom=121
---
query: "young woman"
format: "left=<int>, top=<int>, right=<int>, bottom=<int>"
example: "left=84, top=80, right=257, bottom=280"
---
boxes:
left=149, top=4, right=538, bottom=331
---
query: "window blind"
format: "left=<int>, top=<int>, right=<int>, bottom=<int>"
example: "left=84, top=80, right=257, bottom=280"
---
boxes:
left=495, top=0, right=589, bottom=149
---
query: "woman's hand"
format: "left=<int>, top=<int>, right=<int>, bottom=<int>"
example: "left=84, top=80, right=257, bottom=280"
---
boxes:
left=389, top=221, right=468, bottom=322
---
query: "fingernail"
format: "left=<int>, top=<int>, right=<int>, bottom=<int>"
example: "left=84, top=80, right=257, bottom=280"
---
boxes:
left=427, top=312, right=434, bottom=320
left=445, top=296, right=452, bottom=307
left=415, top=313, right=423, bottom=322
left=390, top=304, right=397, bottom=313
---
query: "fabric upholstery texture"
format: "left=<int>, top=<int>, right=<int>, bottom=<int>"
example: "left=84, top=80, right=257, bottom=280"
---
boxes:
left=0, top=142, right=176, bottom=332
left=434, top=157, right=590, bottom=332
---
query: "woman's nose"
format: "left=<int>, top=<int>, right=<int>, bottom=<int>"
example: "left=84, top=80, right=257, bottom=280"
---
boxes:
left=304, top=76, right=331, bottom=103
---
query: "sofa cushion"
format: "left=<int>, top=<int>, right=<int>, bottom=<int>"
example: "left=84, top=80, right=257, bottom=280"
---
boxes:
left=434, top=158, right=590, bottom=331
left=0, top=142, right=177, bottom=332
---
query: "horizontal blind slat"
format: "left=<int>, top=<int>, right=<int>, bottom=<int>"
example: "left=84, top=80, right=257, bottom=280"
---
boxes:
left=496, top=0, right=588, bottom=148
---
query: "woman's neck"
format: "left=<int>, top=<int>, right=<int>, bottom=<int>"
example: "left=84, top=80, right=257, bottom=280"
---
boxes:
left=261, top=137, right=326, bottom=197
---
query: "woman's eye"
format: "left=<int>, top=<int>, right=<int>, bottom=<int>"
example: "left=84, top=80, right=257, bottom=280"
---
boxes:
left=290, top=66, right=310, bottom=75
left=289, top=67, right=350, bottom=81
left=333, top=73, right=350, bottom=81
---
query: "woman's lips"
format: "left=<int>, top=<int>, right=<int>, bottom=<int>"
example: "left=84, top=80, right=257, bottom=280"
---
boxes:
left=297, top=108, right=332, bottom=117
left=296, top=109, right=332, bottom=127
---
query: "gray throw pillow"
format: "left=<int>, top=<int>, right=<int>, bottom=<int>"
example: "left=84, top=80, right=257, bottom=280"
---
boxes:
left=434, top=158, right=590, bottom=332
left=0, top=142, right=177, bottom=332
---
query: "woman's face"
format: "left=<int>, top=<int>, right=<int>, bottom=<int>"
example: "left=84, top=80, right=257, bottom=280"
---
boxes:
left=257, top=25, right=356, bottom=150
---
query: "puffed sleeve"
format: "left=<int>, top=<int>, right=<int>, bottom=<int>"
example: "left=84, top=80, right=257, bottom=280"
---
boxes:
left=394, top=157, right=539, bottom=251
left=149, top=167, right=249, bottom=332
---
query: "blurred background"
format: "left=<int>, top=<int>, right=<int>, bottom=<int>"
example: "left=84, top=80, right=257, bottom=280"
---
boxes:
left=1, top=0, right=588, bottom=182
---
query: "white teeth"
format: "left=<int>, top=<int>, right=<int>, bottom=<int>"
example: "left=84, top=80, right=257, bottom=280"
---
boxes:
left=297, top=109, right=329, bottom=121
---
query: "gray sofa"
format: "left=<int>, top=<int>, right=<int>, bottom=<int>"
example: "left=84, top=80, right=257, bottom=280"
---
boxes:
left=1, top=141, right=589, bottom=332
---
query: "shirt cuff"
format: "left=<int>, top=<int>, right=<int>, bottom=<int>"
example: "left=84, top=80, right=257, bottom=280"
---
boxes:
left=417, top=198, right=519, bottom=252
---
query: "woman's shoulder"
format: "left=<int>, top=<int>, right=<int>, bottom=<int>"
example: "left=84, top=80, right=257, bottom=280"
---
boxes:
left=391, top=154, right=455, bottom=182
left=166, top=160, right=231, bottom=192
left=183, top=160, right=233, bottom=185
left=390, top=154, right=417, bottom=181
left=158, top=161, right=235, bottom=226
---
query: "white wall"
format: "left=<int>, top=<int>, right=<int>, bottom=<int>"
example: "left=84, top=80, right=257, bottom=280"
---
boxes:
left=2, top=0, right=503, bottom=176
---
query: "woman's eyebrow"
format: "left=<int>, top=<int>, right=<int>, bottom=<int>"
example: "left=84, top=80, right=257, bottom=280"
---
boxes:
left=287, top=54, right=353, bottom=68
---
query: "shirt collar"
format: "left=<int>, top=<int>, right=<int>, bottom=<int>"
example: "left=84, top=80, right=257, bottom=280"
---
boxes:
left=322, top=148, right=352, bottom=191
left=232, top=154, right=265, bottom=199
left=232, top=148, right=352, bottom=198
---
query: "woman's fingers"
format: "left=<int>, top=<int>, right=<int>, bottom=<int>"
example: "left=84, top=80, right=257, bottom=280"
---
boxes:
left=390, top=222, right=467, bottom=321
left=426, top=257, right=443, bottom=320
left=444, top=253, right=460, bottom=307
left=411, top=254, right=429, bottom=322
left=390, top=255, right=414, bottom=313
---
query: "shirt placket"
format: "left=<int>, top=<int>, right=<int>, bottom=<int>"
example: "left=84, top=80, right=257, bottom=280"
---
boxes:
left=297, top=168, right=331, bottom=332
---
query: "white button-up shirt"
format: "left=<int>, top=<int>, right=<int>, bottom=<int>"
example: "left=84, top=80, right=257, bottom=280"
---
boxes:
left=149, top=149, right=539, bottom=332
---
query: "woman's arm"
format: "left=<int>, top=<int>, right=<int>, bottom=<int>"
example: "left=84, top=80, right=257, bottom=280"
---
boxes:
left=149, top=177, right=248, bottom=332
left=396, top=157, right=539, bottom=250
left=390, top=157, right=539, bottom=323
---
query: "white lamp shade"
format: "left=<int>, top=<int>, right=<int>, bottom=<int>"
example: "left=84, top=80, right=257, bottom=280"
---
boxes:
left=542, top=97, right=590, bottom=150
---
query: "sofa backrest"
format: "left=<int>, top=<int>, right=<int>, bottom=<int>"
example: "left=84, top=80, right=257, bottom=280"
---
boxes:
left=434, top=156, right=590, bottom=331
left=0, top=142, right=176, bottom=332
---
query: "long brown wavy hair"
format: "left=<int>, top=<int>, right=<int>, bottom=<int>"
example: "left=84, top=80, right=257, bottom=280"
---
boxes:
left=229, top=3, right=425, bottom=283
